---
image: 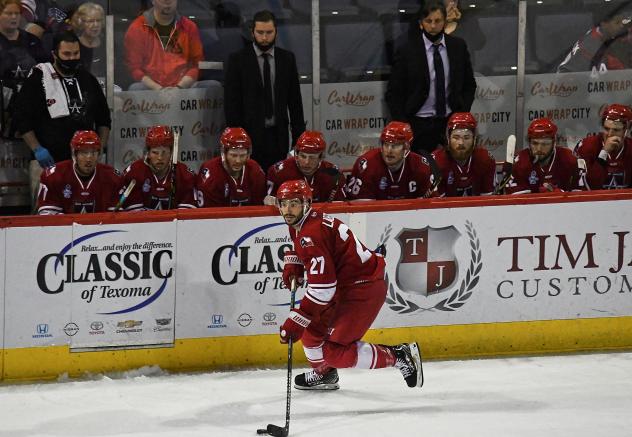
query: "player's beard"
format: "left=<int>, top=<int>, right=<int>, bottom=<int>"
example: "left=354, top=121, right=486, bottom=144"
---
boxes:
left=254, top=37, right=275, bottom=52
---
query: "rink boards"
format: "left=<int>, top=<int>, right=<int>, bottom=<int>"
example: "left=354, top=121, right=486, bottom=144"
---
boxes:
left=1, top=190, right=632, bottom=381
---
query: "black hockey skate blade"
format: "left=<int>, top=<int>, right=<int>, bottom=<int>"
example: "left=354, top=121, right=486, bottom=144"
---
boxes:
left=256, top=424, right=288, bottom=436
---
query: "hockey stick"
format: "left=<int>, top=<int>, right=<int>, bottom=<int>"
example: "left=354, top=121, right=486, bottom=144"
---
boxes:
left=420, top=150, right=442, bottom=198
left=168, top=131, right=179, bottom=209
left=321, top=166, right=342, bottom=202
left=113, top=179, right=136, bottom=212
left=494, top=134, right=516, bottom=195
left=257, top=277, right=298, bottom=437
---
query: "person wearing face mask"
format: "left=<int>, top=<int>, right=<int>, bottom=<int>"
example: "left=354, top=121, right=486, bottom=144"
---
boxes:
left=386, top=1, right=476, bottom=154
left=224, top=9, right=305, bottom=172
left=12, top=30, right=111, bottom=209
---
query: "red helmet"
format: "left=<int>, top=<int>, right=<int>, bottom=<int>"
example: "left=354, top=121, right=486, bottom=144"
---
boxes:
left=145, top=125, right=174, bottom=149
left=602, top=104, right=632, bottom=124
left=70, top=130, right=101, bottom=152
left=295, top=131, right=326, bottom=154
left=221, top=127, right=252, bottom=154
left=380, top=121, right=413, bottom=147
left=528, top=118, right=557, bottom=139
left=447, top=112, right=477, bottom=133
left=276, top=179, right=313, bottom=203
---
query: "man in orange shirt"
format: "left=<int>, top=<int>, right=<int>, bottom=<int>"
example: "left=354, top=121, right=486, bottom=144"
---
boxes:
left=124, top=0, right=203, bottom=90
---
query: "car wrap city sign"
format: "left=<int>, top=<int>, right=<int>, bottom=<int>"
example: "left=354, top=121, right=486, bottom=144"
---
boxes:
left=113, top=86, right=225, bottom=174
left=41, top=222, right=177, bottom=348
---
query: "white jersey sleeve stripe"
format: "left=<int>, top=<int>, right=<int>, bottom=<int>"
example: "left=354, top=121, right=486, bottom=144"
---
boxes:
left=305, top=285, right=336, bottom=304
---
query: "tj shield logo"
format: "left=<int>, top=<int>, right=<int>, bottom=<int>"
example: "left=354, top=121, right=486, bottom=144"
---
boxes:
left=395, top=226, right=460, bottom=296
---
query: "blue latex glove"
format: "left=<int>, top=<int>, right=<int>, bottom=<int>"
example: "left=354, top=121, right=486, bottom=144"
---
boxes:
left=34, top=145, right=54, bottom=168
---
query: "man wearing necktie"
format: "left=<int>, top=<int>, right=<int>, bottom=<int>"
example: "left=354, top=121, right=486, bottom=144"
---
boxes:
left=224, top=10, right=306, bottom=173
left=386, top=1, right=476, bottom=154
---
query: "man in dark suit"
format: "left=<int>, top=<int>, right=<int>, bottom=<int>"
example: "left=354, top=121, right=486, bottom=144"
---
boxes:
left=224, top=10, right=305, bottom=172
left=386, top=1, right=476, bottom=154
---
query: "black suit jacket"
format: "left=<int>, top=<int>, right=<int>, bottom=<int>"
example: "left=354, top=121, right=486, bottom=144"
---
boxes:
left=224, top=44, right=305, bottom=153
left=386, top=33, right=477, bottom=121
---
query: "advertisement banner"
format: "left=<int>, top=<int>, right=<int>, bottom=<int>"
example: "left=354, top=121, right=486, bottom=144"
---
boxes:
left=524, top=69, right=632, bottom=149
left=470, top=75, right=517, bottom=162
left=363, top=200, right=632, bottom=328
left=67, top=222, right=177, bottom=348
left=317, top=77, right=517, bottom=170
left=4, top=226, right=73, bottom=348
left=112, top=86, right=225, bottom=174
left=175, top=213, right=349, bottom=339
left=0, top=139, right=31, bottom=207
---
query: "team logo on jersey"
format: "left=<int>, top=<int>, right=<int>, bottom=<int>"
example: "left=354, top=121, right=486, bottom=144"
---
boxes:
left=378, top=177, right=388, bottom=190
left=275, top=161, right=284, bottom=171
left=201, top=167, right=210, bottom=182
left=63, top=184, right=72, bottom=198
left=143, top=178, right=151, bottom=192
left=379, top=221, right=482, bottom=313
left=300, top=236, right=314, bottom=248
left=394, top=227, right=460, bottom=296
left=359, top=158, right=368, bottom=173
left=528, top=170, right=538, bottom=185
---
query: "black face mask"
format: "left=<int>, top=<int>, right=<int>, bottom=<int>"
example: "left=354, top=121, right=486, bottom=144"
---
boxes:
left=423, top=29, right=444, bottom=43
left=54, top=55, right=82, bottom=75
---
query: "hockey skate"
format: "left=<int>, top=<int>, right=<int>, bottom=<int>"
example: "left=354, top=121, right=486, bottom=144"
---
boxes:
left=393, top=342, right=424, bottom=388
left=294, top=368, right=340, bottom=390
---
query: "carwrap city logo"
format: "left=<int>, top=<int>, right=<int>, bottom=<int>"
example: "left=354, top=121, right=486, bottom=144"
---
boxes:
left=36, top=230, right=174, bottom=314
left=210, top=222, right=295, bottom=296
left=379, top=221, right=482, bottom=313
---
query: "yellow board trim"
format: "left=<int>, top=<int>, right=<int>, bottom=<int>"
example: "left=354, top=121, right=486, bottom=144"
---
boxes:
left=4, top=317, right=632, bottom=382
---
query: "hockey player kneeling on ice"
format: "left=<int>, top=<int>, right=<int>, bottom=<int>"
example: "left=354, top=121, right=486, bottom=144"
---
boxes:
left=276, top=179, right=424, bottom=390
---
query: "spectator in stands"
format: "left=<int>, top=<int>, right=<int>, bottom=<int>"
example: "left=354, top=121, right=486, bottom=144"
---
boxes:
left=224, top=9, right=305, bottom=172
left=196, top=127, right=266, bottom=207
left=0, top=0, right=49, bottom=137
left=432, top=112, right=496, bottom=197
left=386, top=1, right=476, bottom=154
left=121, top=125, right=197, bottom=211
left=67, top=2, right=106, bottom=78
left=558, top=9, right=632, bottom=73
left=265, top=131, right=346, bottom=204
left=575, top=103, right=632, bottom=190
left=20, top=0, right=66, bottom=31
left=124, top=0, right=204, bottom=90
left=36, top=130, right=122, bottom=214
left=13, top=30, right=110, bottom=205
left=506, top=118, right=581, bottom=194
left=346, top=121, right=434, bottom=200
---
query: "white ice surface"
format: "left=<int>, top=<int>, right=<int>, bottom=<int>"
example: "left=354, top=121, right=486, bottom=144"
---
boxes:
left=0, top=352, right=631, bottom=437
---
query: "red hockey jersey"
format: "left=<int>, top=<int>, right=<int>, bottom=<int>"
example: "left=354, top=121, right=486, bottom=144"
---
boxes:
left=574, top=135, right=632, bottom=189
left=267, top=157, right=346, bottom=202
left=37, top=160, right=123, bottom=214
left=506, top=147, right=581, bottom=194
left=346, top=148, right=433, bottom=200
left=432, top=147, right=496, bottom=197
left=289, top=210, right=385, bottom=309
left=122, top=160, right=197, bottom=211
left=196, top=157, right=266, bottom=207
